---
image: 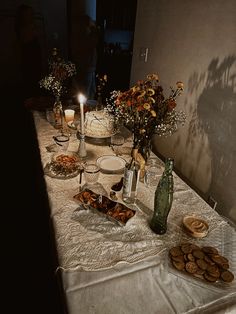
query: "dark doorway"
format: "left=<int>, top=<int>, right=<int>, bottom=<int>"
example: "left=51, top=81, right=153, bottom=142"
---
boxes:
left=96, top=0, right=137, bottom=94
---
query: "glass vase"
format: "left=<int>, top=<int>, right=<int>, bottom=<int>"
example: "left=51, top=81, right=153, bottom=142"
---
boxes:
left=138, top=139, right=152, bottom=162
left=53, top=96, right=63, bottom=129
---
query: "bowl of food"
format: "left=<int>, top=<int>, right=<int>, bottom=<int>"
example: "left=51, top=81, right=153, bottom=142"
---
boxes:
left=44, top=152, right=82, bottom=179
left=182, top=215, right=209, bottom=238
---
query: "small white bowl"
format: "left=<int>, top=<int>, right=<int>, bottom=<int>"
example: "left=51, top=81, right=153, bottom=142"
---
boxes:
left=183, top=215, right=209, bottom=238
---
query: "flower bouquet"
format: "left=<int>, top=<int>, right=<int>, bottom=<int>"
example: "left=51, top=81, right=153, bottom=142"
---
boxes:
left=39, top=48, right=77, bottom=129
left=39, top=48, right=76, bottom=99
left=106, top=74, right=186, bottom=161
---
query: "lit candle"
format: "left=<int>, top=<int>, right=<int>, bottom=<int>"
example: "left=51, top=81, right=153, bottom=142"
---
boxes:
left=78, top=93, right=86, bottom=134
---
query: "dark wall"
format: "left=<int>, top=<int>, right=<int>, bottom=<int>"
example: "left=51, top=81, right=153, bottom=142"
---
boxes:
left=1, top=1, right=67, bottom=312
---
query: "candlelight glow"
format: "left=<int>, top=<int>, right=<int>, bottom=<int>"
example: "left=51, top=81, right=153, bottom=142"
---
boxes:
left=78, top=93, right=86, bottom=104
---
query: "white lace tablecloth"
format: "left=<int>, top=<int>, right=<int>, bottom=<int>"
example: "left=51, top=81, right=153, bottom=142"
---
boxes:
left=33, top=111, right=230, bottom=271
left=33, top=111, right=236, bottom=314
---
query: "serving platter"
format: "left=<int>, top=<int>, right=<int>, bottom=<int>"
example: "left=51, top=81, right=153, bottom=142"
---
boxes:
left=68, top=120, right=117, bottom=138
left=73, top=188, right=136, bottom=226
left=85, top=131, right=117, bottom=139
left=167, top=220, right=236, bottom=292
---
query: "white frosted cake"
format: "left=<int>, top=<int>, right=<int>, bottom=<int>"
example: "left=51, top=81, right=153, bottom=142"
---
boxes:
left=84, top=110, right=115, bottom=137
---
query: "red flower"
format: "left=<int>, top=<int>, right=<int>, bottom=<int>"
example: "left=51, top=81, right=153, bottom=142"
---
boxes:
left=137, top=105, right=143, bottom=111
left=167, top=99, right=177, bottom=111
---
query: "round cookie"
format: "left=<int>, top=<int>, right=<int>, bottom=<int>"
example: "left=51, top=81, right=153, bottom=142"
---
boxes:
left=192, top=249, right=205, bottom=259
left=169, top=246, right=183, bottom=257
left=187, top=253, right=195, bottom=262
left=181, top=243, right=193, bottom=254
left=207, top=265, right=220, bottom=278
left=172, top=255, right=185, bottom=262
left=221, top=270, right=234, bottom=283
left=202, top=246, right=218, bottom=255
left=204, top=273, right=218, bottom=283
left=196, top=259, right=208, bottom=270
left=211, top=254, right=229, bottom=266
left=172, top=260, right=185, bottom=271
left=185, top=261, right=198, bottom=274
left=204, top=255, right=215, bottom=266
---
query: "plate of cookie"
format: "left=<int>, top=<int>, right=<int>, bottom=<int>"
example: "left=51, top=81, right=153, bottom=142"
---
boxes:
left=167, top=241, right=235, bottom=291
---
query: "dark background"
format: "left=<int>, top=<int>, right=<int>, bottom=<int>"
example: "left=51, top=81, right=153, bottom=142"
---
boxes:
left=1, top=1, right=137, bottom=313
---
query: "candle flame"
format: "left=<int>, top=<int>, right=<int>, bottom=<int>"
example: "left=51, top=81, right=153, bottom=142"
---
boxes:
left=78, top=93, right=86, bottom=104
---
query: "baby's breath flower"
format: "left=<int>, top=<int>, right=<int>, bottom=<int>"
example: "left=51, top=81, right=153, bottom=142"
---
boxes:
left=39, top=52, right=76, bottom=98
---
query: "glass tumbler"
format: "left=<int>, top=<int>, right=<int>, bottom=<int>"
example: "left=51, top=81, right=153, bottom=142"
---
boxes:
left=46, top=109, right=54, bottom=124
left=144, top=161, right=163, bottom=188
left=64, top=109, right=75, bottom=123
left=84, top=163, right=100, bottom=184
left=110, top=134, right=125, bottom=155
left=53, top=134, right=70, bottom=151
left=111, top=134, right=125, bottom=146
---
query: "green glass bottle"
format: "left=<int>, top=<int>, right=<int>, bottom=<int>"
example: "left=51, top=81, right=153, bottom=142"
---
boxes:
left=150, top=158, right=174, bottom=234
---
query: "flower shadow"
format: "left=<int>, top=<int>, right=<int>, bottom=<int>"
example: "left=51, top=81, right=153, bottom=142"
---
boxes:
left=184, top=55, right=236, bottom=220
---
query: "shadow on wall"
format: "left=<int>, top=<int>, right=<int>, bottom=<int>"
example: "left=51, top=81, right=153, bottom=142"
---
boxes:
left=186, top=55, right=236, bottom=222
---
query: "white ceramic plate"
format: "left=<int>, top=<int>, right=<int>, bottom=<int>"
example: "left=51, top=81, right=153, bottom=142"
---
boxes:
left=96, top=155, right=126, bottom=173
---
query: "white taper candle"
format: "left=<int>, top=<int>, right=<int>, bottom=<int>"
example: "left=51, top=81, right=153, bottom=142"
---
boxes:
left=78, top=93, right=86, bottom=134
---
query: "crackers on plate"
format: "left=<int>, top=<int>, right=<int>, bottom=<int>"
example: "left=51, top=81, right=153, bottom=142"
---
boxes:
left=169, top=242, right=234, bottom=284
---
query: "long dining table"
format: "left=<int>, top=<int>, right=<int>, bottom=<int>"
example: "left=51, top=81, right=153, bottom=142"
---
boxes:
left=33, top=110, right=236, bottom=314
